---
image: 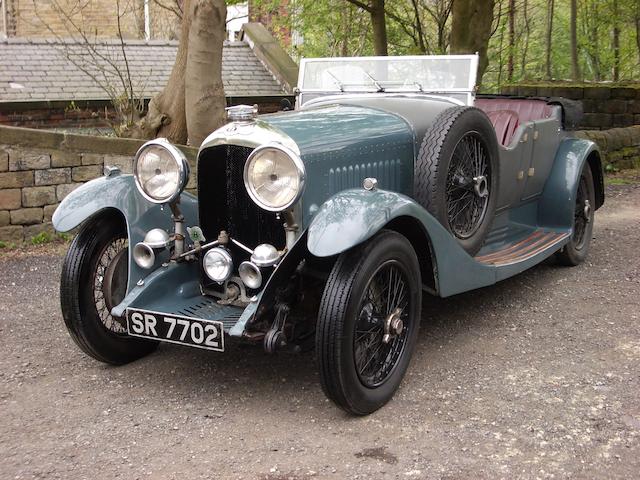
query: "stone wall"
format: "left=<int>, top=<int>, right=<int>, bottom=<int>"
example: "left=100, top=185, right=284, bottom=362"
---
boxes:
left=6, top=0, right=177, bottom=39
left=0, top=98, right=291, bottom=130
left=500, top=85, right=640, bottom=130
left=576, top=125, right=640, bottom=170
left=0, top=125, right=197, bottom=244
left=1, top=122, right=639, bottom=243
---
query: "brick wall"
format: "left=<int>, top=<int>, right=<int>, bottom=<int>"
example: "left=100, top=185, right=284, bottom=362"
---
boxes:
left=500, top=85, right=640, bottom=130
left=0, top=125, right=197, bottom=243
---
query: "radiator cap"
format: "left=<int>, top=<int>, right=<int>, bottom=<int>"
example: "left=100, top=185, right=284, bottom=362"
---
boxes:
left=226, top=104, right=258, bottom=122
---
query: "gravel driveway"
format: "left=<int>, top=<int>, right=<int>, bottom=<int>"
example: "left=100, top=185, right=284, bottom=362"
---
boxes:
left=1, top=181, right=639, bottom=480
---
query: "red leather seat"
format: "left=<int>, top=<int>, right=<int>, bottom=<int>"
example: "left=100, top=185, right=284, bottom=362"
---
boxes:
left=476, top=98, right=555, bottom=146
left=485, top=110, right=519, bottom=146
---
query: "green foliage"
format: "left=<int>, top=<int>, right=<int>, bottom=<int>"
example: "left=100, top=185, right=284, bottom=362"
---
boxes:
left=255, top=0, right=639, bottom=89
left=30, top=231, right=52, bottom=246
left=57, top=232, right=72, bottom=242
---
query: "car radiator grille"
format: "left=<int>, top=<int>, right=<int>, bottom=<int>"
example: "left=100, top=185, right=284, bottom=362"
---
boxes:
left=197, top=145, right=286, bottom=252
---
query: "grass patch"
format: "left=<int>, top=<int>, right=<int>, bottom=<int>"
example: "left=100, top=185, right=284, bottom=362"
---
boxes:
left=30, top=231, right=53, bottom=245
left=56, top=232, right=72, bottom=242
left=605, top=167, right=640, bottom=186
left=606, top=177, right=635, bottom=186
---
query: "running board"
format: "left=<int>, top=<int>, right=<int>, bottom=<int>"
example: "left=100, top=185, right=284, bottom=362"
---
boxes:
left=475, top=230, right=570, bottom=266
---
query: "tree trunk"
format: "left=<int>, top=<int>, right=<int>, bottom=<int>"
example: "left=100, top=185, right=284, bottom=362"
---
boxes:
left=450, top=0, right=495, bottom=84
left=612, top=0, right=620, bottom=82
left=636, top=10, right=640, bottom=65
left=346, top=0, right=388, bottom=55
left=138, top=0, right=192, bottom=143
left=520, top=0, right=530, bottom=79
left=636, top=5, right=640, bottom=65
left=185, top=0, right=227, bottom=146
left=134, top=0, right=226, bottom=145
left=371, top=0, right=388, bottom=55
left=587, top=0, right=601, bottom=81
left=570, top=0, right=580, bottom=81
left=545, top=0, right=554, bottom=80
left=507, top=0, right=515, bottom=82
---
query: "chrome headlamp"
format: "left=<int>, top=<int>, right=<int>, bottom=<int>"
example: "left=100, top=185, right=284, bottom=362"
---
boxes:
left=134, top=138, right=190, bottom=204
left=243, top=144, right=305, bottom=211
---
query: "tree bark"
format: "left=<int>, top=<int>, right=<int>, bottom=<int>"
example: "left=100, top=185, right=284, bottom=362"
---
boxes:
left=545, top=0, right=554, bottom=80
left=138, top=0, right=192, bottom=143
left=370, top=0, right=388, bottom=55
left=450, top=0, right=495, bottom=84
left=507, top=0, right=515, bottom=82
left=612, top=0, right=620, bottom=82
left=346, top=0, right=388, bottom=55
left=636, top=7, right=640, bottom=65
left=135, top=0, right=226, bottom=145
left=520, top=0, right=530, bottom=79
left=185, top=0, right=227, bottom=146
left=570, top=0, right=580, bottom=81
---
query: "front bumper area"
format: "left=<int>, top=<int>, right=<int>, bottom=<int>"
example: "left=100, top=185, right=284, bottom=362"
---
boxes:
left=112, top=260, right=253, bottom=338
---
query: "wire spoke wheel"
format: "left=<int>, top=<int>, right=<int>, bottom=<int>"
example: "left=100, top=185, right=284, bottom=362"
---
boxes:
left=316, top=230, right=421, bottom=415
left=354, top=261, right=411, bottom=388
left=93, top=237, right=129, bottom=333
left=61, top=214, right=157, bottom=365
left=572, top=176, right=590, bottom=250
left=446, top=132, right=491, bottom=240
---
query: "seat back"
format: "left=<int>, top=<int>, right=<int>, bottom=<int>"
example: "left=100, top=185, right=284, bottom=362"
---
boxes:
left=485, top=110, right=519, bottom=146
left=476, top=98, right=556, bottom=147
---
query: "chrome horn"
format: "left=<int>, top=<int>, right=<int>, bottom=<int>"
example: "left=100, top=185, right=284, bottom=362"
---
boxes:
left=133, top=228, right=171, bottom=269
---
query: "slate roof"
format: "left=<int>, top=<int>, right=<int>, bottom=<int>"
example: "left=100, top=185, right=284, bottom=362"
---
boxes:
left=0, top=38, right=287, bottom=103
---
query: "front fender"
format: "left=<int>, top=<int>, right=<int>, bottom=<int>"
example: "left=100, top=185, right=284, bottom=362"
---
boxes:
left=52, top=174, right=199, bottom=291
left=538, top=138, right=600, bottom=229
left=307, top=189, right=495, bottom=296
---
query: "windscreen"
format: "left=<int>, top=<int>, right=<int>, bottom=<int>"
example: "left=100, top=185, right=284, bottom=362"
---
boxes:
left=299, top=55, right=478, bottom=100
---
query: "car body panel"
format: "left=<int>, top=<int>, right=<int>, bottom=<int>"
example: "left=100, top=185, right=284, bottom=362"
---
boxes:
left=538, top=137, right=601, bottom=228
left=52, top=173, right=199, bottom=293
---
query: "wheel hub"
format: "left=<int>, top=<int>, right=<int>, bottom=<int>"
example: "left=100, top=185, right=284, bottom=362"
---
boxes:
left=583, top=200, right=592, bottom=223
left=382, top=308, right=404, bottom=344
left=473, top=175, right=489, bottom=198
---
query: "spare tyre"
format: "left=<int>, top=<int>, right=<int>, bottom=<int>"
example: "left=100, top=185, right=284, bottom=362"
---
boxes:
left=414, top=106, right=499, bottom=255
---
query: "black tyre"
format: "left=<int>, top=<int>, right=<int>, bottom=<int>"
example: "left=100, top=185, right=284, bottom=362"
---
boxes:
left=60, top=213, right=158, bottom=364
left=556, top=162, right=595, bottom=266
left=316, top=230, right=422, bottom=415
left=415, top=106, right=499, bottom=255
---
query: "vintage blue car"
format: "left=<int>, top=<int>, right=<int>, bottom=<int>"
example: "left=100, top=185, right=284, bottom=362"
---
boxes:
left=53, top=55, right=604, bottom=415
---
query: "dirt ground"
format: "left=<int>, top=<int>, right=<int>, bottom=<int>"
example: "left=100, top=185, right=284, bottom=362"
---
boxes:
left=1, top=180, right=639, bottom=480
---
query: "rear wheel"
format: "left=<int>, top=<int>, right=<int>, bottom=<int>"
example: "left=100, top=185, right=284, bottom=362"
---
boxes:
left=556, top=163, right=595, bottom=266
left=414, top=107, right=499, bottom=255
left=316, top=231, right=421, bottom=415
left=60, top=213, right=158, bottom=364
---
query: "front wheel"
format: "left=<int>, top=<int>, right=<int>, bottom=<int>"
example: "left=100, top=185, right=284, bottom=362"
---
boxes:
left=316, top=231, right=422, bottom=415
left=60, top=213, right=158, bottom=364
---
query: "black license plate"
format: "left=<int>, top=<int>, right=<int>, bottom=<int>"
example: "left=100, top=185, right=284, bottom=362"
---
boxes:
left=126, top=309, right=224, bottom=352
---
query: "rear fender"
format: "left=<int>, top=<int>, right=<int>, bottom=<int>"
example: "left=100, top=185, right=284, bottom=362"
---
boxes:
left=538, top=138, right=602, bottom=229
left=307, top=189, right=495, bottom=297
left=52, top=173, right=199, bottom=292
